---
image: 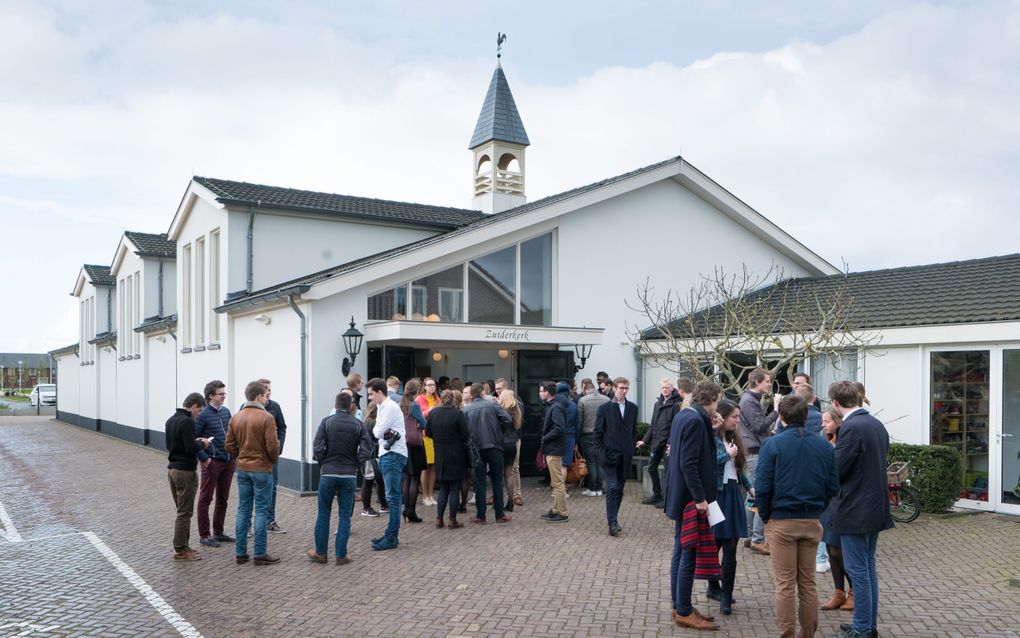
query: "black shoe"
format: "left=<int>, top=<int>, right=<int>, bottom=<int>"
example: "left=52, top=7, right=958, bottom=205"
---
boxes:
left=641, top=496, right=663, bottom=506
left=826, top=626, right=874, bottom=638
left=545, top=513, right=569, bottom=523
left=235, top=554, right=250, bottom=564
left=504, top=500, right=514, bottom=512
left=608, top=523, right=621, bottom=536
left=540, top=510, right=556, bottom=520
left=199, top=536, right=220, bottom=548
left=213, top=534, right=235, bottom=543
left=706, top=583, right=722, bottom=601
left=719, top=592, right=732, bottom=615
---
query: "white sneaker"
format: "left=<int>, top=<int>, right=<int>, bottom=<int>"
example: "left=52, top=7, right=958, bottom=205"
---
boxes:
left=596, top=490, right=604, bottom=496
left=815, top=560, right=831, bottom=573
left=582, top=489, right=598, bottom=497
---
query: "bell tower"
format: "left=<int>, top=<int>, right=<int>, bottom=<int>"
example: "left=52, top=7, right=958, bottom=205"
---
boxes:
left=469, top=35, right=530, bottom=214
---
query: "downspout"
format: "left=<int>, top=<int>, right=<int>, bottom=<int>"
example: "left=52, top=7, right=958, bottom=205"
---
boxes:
left=246, top=203, right=259, bottom=294
left=287, top=294, right=309, bottom=492
left=158, top=258, right=165, bottom=318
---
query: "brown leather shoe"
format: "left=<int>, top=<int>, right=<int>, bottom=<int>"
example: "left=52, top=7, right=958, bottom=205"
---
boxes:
left=514, top=496, right=523, bottom=506
left=471, top=517, right=486, bottom=524
left=750, top=542, right=771, bottom=556
left=253, top=554, right=281, bottom=565
left=448, top=518, right=463, bottom=529
left=306, top=550, right=327, bottom=564
left=436, top=517, right=445, bottom=528
left=840, top=588, right=855, bottom=611
left=335, top=556, right=352, bottom=565
left=672, top=609, right=719, bottom=630
left=496, top=515, right=512, bottom=523
left=821, top=589, right=847, bottom=610
left=235, top=554, right=250, bottom=564
left=692, top=606, right=716, bottom=622
left=173, top=549, right=200, bottom=561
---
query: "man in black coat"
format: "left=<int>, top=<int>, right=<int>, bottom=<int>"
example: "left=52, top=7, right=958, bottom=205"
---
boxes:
left=166, top=392, right=211, bottom=561
left=663, top=380, right=722, bottom=631
left=594, top=376, right=638, bottom=536
left=539, top=381, right=569, bottom=523
left=637, top=377, right=681, bottom=506
left=824, top=381, right=894, bottom=638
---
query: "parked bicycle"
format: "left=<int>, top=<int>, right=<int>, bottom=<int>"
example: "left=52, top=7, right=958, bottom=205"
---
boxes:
left=888, top=461, right=921, bottom=523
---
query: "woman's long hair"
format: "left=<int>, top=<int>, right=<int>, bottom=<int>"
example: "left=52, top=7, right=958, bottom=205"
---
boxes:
left=499, top=389, right=524, bottom=430
left=824, top=407, right=843, bottom=444
left=400, top=379, right=421, bottom=416
left=716, top=398, right=748, bottom=472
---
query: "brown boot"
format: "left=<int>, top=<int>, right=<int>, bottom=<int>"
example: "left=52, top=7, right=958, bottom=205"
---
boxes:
left=692, top=607, right=716, bottom=622
left=840, top=588, right=855, bottom=611
left=672, top=609, right=719, bottom=631
left=821, top=589, right=847, bottom=610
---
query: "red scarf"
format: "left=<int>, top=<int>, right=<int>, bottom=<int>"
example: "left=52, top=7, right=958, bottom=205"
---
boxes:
left=679, top=501, right=722, bottom=580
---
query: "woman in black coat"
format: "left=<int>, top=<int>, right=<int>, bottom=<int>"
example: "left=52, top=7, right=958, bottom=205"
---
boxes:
left=426, top=389, right=471, bottom=528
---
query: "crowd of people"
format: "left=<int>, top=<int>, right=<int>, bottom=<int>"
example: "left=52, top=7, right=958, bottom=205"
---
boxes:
left=163, top=367, right=892, bottom=638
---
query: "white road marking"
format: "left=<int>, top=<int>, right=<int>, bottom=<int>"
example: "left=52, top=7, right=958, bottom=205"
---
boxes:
left=0, top=500, right=23, bottom=542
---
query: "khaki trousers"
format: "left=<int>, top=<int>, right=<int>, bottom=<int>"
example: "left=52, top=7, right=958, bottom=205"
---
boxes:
left=546, top=455, right=567, bottom=515
left=766, top=518, right=823, bottom=638
left=168, top=469, right=199, bottom=551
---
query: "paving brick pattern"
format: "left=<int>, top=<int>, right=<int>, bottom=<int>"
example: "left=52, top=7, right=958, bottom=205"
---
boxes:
left=1, top=416, right=1019, bottom=637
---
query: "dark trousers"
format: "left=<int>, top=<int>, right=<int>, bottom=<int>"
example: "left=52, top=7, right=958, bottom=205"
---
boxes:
left=360, top=459, right=388, bottom=510
left=168, top=469, right=198, bottom=551
left=671, top=518, right=697, bottom=615
left=474, top=447, right=505, bottom=520
left=602, top=457, right=627, bottom=527
left=268, top=462, right=279, bottom=523
left=436, top=479, right=461, bottom=520
left=647, top=443, right=666, bottom=499
left=197, top=458, right=235, bottom=537
left=579, top=433, right=602, bottom=490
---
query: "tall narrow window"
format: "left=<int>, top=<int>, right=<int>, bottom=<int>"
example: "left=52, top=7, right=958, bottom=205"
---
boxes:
left=80, top=300, right=86, bottom=359
left=133, top=271, right=141, bottom=355
left=124, top=276, right=133, bottom=356
left=118, top=279, right=126, bottom=354
left=182, top=244, right=192, bottom=347
left=195, top=237, right=205, bottom=345
left=210, top=229, right=220, bottom=342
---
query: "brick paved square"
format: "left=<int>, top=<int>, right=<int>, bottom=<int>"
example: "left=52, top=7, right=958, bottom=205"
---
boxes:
left=2, top=416, right=1019, bottom=637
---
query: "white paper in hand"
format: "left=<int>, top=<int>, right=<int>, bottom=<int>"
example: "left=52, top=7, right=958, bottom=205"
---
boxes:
left=707, top=501, right=726, bottom=527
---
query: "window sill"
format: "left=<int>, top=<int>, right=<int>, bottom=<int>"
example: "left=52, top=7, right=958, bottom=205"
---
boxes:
left=193, top=345, right=206, bottom=352
left=207, top=343, right=221, bottom=351
left=180, top=347, right=193, bottom=354
left=118, top=356, right=126, bottom=361
left=133, top=354, right=141, bottom=360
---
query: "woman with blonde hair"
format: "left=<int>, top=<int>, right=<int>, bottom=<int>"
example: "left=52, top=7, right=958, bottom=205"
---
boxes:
left=499, top=389, right=524, bottom=512
left=416, top=377, right=439, bottom=506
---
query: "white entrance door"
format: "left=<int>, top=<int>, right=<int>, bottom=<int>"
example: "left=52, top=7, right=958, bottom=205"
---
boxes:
left=996, top=350, right=1020, bottom=514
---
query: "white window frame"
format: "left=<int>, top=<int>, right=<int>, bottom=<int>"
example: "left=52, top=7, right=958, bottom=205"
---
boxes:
left=438, top=287, right=463, bottom=323
left=210, top=229, right=220, bottom=343
left=182, top=243, right=192, bottom=348
left=195, top=237, right=205, bottom=345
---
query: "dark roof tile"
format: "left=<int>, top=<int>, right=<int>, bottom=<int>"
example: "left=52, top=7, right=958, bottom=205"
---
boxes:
left=124, top=231, right=176, bottom=257
left=83, top=264, right=115, bottom=286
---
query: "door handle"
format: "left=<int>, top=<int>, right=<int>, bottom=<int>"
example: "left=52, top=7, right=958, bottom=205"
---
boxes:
left=996, top=432, right=1014, bottom=440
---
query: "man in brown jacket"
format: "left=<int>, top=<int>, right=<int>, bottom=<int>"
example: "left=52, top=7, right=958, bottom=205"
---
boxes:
left=226, top=380, right=281, bottom=565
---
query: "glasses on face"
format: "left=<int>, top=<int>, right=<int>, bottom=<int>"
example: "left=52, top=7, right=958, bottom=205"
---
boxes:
left=214, top=392, right=226, bottom=397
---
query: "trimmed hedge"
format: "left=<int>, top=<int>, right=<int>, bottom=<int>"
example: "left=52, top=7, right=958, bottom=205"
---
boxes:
left=888, top=443, right=962, bottom=513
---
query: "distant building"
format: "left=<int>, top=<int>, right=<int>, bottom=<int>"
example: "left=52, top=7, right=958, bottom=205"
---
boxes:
left=0, top=353, right=56, bottom=391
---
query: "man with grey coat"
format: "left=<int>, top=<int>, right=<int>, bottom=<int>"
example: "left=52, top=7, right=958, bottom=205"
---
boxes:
left=463, top=383, right=514, bottom=523
left=577, top=378, right=610, bottom=496
left=739, top=367, right=780, bottom=555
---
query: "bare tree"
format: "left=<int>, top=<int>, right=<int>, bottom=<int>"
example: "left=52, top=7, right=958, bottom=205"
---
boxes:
left=628, top=264, right=881, bottom=397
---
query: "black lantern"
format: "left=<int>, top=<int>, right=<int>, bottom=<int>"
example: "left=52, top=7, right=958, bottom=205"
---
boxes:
left=341, top=317, right=363, bottom=376
left=573, top=343, right=593, bottom=372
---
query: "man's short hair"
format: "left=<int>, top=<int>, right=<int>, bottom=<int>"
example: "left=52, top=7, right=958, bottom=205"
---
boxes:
left=613, top=376, right=630, bottom=387
left=541, top=381, right=558, bottom=395
left=336, top=392, right=354, bottom=412
left=440, top=389, right=459, bottom=407
left=581, top=378, right=595, bottom=390
left=853, top=381, right=870, bottom=405
left=828, top=381, right=862, bottom=408
left=346, top=372, right=363, bottom=388
left=470, top=383, right=484, bottom=399
left=691, top=380, right=722, bottom=406
left=183, top=392, right=205, bottom=409
left=660, top=377, right=674, bottom=386
left=778, top=394, right=808, bottom=425
left=244, top=380, right=267, bottom=402
left=793, top=371, right=811, bottom=383
left=366, top=377, right=387, bottom=394
left=676, top=377, right=694, bottom=393
left=203, top=380, right=225, bottom=401
left=795, top=383, right=816, bottom=403
left=748, top=367, right=771, bottom=386
left=386, top=376, right=400, bottom=389
left=257, top=378, right=272, bottom=385
left=596, top=371, right=609, bottom=383
left=495, top=377, right=507, bottom=387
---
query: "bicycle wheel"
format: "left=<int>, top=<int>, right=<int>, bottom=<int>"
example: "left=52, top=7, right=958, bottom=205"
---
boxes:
left=889, top=485, right=921, bottom=523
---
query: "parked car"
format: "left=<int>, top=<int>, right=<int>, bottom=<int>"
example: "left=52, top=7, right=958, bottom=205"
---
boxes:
left=30, top=384, right=56, bottom=407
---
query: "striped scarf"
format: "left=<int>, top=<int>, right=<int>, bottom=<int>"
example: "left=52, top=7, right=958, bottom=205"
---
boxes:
left=679, top=501, right=722, bottom=580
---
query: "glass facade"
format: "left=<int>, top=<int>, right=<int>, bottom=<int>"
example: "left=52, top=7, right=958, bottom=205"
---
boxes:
left=468, top=246, right=516, bottom=324
left=367, top=232, right=553, bottom=326
left=520, top=234, right=552, bottom=326
left=930, top=351, right=990, bottom=501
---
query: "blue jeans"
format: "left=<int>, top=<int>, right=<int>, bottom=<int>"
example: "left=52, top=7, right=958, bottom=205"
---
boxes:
left=474, top=447, right=505, bottom=520
left=379, top=452, right=406, bottom=541
left=235, top=470, right=273, bottom=557
left=602, top=457, right=627, bottom=527
left=315, top=476, right=356, bottom=558
left=816, top=540, right=828, bottom=564
left=268, top=462, right=279, bottom=523
left=670, top=519, right=697, bottom=615
left=745, top=453, right=765, bottom=543
left=841, top=531, right=880, bottom=633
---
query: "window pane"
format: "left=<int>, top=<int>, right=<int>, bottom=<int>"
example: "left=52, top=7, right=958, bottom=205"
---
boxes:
left=469, top=246, right=516, bottom=323
left=810, top=351, right=859, bottom=402
left=412, top=266, right=463, bottom=322
left=931, top=351, right=989, bottom=501
left=520, top=234, right=552, bottom=326
left=367, top=286, right=406, bottom=321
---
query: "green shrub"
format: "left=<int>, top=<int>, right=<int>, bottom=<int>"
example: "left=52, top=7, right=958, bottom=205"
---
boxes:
left=888, top=443, right=962, bottom=513
left=634, top=422, right=650, bottom=455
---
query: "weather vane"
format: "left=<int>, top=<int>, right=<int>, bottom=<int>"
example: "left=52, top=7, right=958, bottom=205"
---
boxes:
left=497, top=32, right=507, bottom=59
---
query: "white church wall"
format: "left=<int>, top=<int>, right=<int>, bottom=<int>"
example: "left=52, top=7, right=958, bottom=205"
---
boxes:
left=145, top=334, right=178, bottom=449
left=557, top=179, right=816, bottom=419
left=55, top=352, right=79, bottom=419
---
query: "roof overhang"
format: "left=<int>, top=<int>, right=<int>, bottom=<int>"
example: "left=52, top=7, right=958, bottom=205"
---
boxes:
left=110, top=236, right=131, bottom=276
left=49, top=343, right=79, bottom=357
left=167, top=179, right=225, bottom=241
left=364, top=320, right=603, bottom=349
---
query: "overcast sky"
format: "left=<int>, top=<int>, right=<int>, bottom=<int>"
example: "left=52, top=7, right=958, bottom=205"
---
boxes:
left=2, top=0, right=1018, bottom=353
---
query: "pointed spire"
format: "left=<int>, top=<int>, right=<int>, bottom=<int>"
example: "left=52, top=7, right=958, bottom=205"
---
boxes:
left=468, top=66, right=530, bottom=150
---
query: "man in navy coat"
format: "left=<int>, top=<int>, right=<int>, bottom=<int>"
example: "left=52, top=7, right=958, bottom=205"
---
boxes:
left=594, top=376, right=638, bottom=537
left=824, top=381, right=894, bottom=638
left=663, top=380, right=722, bottom=631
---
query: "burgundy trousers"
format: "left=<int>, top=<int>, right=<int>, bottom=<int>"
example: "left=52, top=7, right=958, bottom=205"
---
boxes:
left=197, top=458, right=235, bottom=537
